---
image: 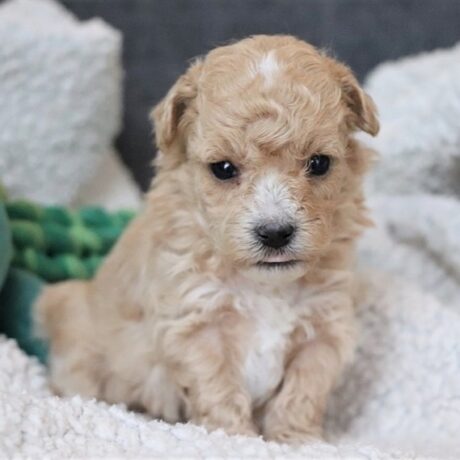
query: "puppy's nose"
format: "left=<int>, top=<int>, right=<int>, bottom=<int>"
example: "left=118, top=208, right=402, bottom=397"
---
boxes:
left=255, top=223, right=295, bottom=249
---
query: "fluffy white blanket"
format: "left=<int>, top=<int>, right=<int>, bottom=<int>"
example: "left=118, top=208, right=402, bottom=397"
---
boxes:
left=2, top=45, right=460, bottom=459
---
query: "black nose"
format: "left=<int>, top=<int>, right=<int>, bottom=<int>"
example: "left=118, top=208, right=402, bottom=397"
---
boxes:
left=255, top=224, right=295, bottom=249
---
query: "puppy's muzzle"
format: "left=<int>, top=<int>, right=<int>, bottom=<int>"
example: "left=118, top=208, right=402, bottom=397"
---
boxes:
left=255, top=223, right=295, bottom=249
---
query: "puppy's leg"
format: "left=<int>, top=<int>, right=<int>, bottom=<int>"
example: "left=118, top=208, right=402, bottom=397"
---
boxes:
left=35, top=281, right=102, bottom=398
left=164, top=309, right=256, bottom=436
left=262, top=306, right=355, bottom=444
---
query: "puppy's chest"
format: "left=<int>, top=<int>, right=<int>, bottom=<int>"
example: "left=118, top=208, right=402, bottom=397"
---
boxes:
left=232, top=282, right=307, bottom=407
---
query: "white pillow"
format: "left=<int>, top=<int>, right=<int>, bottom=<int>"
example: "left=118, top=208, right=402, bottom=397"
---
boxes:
left=0, top=0, right=122, bottom=204
left=363, top=43, right=460, bottom=196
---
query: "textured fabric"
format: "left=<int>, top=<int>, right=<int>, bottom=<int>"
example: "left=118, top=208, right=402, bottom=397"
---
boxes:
left=12, top=249, right=103, bottom=282
left=5, top=201, right=134, bottom=282
left=363, top=42, right=460, bottom=195
left=0, top=0, right=122, bottom=204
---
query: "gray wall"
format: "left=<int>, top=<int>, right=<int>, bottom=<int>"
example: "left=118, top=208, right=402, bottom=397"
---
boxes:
left=56, top=1, right=460, bottom=189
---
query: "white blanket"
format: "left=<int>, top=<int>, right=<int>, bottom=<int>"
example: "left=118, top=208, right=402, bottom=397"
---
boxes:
left=2, top=45, right=460, bottom=459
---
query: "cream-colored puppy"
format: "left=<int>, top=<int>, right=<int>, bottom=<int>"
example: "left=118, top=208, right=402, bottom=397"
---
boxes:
left=35, top=35, right=379, bottom=443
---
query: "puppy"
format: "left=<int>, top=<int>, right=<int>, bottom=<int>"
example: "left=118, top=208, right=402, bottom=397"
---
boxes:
left=35, top=35, right=378, bottom=443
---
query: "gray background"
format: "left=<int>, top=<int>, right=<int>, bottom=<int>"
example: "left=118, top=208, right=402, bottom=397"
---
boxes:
left=58, top=0, right=460, bottom=190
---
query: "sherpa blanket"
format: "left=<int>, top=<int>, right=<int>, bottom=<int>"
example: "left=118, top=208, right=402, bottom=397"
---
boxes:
left=0, top=0, right=122, bottom=205
left=2, top=46, right=460, bottom=459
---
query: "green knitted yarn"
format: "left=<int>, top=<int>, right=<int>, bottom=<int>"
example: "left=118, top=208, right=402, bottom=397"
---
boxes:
left=11, top=220, right=104, bottom=254
left=5, top=201, right=135, bottom=282
left=12, top=249, right=103, bottom=282
left=0, top=190, right=136, bottom=363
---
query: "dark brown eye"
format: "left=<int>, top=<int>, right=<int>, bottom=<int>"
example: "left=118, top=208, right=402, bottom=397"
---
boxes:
left=210, top=161, right=238, bottom=180
left=307, top=154, right=331, bottom=176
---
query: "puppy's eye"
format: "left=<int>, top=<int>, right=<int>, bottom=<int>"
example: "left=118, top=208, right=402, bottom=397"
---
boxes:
left=209, top=161, right=238, bottom=181
left=307, top=154, right=331, bottom=176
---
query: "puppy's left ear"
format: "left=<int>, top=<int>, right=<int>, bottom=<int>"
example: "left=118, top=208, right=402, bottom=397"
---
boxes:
left=151, top=59, right=203, bottom=152
left=328, top=60, right=380, bottom=136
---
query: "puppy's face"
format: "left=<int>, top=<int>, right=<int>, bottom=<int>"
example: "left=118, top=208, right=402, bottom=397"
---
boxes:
left=153, top=36, right=379, bottom=282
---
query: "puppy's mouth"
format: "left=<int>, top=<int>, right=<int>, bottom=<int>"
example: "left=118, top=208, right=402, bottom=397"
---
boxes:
left=256, top=254, right=301, bottom=269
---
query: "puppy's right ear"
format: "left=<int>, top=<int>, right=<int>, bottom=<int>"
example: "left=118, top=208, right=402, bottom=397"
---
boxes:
left=151, top=59, right=203, bottom=153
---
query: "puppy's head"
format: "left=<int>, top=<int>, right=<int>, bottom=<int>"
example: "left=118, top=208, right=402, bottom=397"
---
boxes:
left=152, top=35, right=378, bottom=283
